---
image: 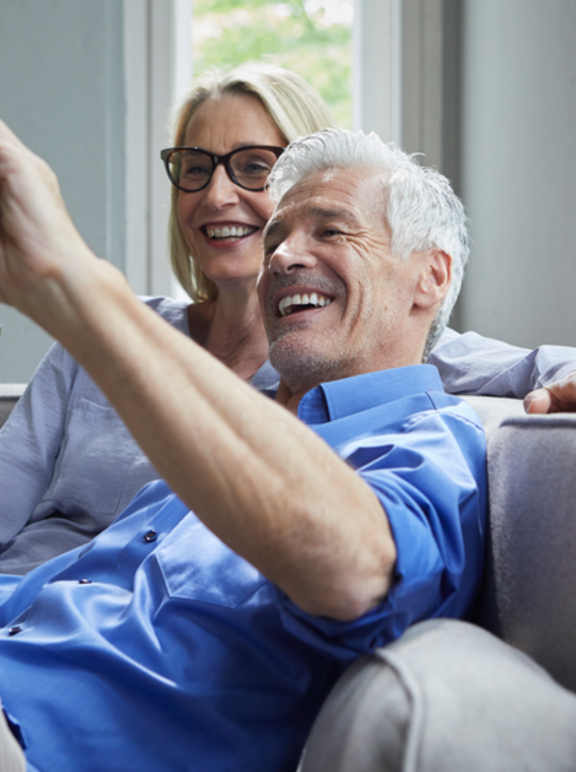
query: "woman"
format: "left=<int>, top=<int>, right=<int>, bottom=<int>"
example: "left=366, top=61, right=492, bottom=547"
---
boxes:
left=0, top=63, right=334, bottom=574
left=0, top=63, right=573, bottom=575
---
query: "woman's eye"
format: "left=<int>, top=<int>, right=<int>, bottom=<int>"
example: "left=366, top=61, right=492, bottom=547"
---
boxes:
left=245, top=162, right=268, bottom=173
left=184, top=164, right=210, bottom=177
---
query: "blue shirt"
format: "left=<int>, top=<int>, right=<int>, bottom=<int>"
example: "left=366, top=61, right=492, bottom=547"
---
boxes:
left=0, top=365, right=486, bottom=772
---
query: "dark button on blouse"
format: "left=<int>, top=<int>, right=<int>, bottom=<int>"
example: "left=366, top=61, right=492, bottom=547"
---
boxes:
left=79, top=579, right=92, bottom=584
left=143, top=530, right=158, bottom=543
left=8, top=626, right=22, bottom=636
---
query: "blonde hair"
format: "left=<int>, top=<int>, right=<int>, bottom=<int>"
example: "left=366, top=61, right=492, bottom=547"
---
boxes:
left=168, top=63, right=335, bottom=302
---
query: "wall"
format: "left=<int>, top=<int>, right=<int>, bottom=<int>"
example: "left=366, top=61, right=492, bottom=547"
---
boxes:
left=459, top=0, right=576, bottom=347
left=0, top=0, right=125, bottom=382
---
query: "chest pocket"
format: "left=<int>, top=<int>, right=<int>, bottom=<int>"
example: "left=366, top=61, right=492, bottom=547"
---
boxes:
left=155, top=516, right=268, bottom=609
left=38, top=397, right=143, bottom=519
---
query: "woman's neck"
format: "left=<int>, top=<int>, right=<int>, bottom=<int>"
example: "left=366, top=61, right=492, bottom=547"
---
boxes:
left=187, top=288, right=269, bottom=382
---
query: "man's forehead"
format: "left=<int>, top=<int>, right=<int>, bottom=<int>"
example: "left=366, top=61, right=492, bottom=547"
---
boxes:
left=271, top=166, right=386, bottom=225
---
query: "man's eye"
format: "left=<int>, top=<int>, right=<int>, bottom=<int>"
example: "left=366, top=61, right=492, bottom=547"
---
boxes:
left=264, top=243, right=279, bottom=257
left=321, top=228, right=342, bottom=237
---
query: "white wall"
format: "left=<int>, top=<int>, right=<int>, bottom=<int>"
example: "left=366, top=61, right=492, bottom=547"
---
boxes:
left=459, top=0, right=576, bottom=347
left=0, top=0, right=191, bottom=383
left=0, top=0, right=125, bottom=382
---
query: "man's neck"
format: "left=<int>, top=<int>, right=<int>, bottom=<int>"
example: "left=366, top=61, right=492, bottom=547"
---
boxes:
left=274, top=379, right=309, bottom=415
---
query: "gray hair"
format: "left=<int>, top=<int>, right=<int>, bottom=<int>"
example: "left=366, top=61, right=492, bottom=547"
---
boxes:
left=268, top=128, right=469, bottom=358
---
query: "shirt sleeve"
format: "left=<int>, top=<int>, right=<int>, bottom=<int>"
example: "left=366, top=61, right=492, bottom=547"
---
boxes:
left=428, top=328, right=576, bottom=397
left=0, top=343, right=77, bottom=545
left=276, top=406, right=487, bottom=661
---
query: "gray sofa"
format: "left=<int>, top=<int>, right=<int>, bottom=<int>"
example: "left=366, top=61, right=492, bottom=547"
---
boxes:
left=1, top=388, right=575, bottom=768
left=300, top=396, right=576, bottom=771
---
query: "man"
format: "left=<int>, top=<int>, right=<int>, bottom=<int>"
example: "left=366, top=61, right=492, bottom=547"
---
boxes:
left=0, top=124, right=485, bottom=771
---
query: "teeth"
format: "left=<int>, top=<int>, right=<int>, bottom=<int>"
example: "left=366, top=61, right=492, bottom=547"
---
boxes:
left=205, top=225, right=256, bottom=239
left=278, top=293, right=333, bottom=317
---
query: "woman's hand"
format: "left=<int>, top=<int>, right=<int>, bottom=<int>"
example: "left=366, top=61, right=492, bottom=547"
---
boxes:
left=524, top=372, right=576, bottom=414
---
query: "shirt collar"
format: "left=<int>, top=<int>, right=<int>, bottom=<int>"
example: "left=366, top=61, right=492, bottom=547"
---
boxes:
left=297, top=365, right=443, bottom=425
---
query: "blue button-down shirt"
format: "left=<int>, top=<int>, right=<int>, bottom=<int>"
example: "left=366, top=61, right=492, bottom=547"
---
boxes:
left=0, top=365, right=486, bottom=772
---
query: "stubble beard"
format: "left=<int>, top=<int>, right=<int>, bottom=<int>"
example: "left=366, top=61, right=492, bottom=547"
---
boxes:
left=269, top=325, right=350, bottom=393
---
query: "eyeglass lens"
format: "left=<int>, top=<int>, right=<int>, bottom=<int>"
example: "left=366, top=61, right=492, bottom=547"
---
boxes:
left=167, top=147, right=280, bottom=192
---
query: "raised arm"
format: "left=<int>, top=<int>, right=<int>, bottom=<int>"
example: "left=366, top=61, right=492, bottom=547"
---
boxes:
left=0, top=120, right=395, bottom=620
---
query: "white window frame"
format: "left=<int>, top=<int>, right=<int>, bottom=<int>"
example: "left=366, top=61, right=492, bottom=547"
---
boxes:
left=354, top=0, right=444, bottom=169
left=123, top=0, right=192, bottom=297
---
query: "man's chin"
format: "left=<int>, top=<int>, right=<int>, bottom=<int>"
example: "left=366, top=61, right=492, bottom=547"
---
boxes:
left=269, top=335, right=344, bottom=392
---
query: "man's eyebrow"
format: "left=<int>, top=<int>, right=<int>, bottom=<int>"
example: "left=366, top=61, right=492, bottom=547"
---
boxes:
left=308, top=206, right=358, bottom=223
left=263, top=205, right=360, bottom=247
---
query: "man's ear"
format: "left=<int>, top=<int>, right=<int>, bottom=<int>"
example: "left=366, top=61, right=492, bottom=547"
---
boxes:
left=413, top=249, right=452, bottom=309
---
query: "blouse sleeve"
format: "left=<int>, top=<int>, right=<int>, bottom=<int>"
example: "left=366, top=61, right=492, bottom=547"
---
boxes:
left=0, top=343, right=77, bottom=545
left=428, top=328, right=576, bottom=398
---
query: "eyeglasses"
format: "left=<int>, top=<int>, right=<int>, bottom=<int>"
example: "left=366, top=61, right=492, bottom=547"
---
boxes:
left=160, top=145, right=285, bottom=193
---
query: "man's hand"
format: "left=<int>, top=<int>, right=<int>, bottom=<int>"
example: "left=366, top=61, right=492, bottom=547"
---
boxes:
left=0, top=119, right=94, bottom=316
left=524, top=371, right=576, bottom=414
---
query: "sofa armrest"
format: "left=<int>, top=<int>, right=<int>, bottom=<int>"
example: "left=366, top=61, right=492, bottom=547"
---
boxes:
left=299, top=619, right=576, bottom=772
left=484, top=412, right=576, bottom=692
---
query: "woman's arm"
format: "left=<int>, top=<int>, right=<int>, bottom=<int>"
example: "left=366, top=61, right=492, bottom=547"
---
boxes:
left=0, top=343, right=76, bottom=545
left=429, top=328, right=576, bottom=399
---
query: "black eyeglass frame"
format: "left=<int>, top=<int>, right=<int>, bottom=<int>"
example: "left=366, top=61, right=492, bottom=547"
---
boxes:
left=160, top=145, right=285, bottom=193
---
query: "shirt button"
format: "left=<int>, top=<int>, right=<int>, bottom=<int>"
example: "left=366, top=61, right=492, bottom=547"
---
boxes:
left=8, top=626, right=22, bottom=636
left=143, top=530, right=158, bottom=543
left=78, top=579, right=92, bottom=584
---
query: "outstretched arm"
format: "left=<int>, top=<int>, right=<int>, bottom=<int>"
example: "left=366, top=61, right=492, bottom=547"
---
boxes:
left=0, top=120, right=395, bottom=620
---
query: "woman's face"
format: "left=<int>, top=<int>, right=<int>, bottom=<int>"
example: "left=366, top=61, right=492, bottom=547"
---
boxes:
left=177, top=93, right=286, bottom=293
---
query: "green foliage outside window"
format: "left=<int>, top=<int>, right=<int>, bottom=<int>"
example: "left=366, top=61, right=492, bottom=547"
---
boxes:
left=192, top=0, right=353, bottom=128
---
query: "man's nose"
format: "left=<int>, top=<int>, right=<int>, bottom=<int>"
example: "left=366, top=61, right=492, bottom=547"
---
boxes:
left=268, top=233, right=317, bottom=274
left=202, top=164, right=239, bottom=209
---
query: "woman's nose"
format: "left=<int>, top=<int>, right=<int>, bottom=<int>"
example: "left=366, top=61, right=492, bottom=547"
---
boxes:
left=201, top=164, right=239, bottom=209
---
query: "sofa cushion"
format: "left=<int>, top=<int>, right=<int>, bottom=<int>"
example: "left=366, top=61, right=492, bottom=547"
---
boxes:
left=298, top=619, right=576, bottom=772
left=460, top=395, right=525, bottom=442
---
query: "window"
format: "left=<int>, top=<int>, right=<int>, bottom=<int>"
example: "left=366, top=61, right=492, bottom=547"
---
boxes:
left=192, top=0, right=354, bottom=128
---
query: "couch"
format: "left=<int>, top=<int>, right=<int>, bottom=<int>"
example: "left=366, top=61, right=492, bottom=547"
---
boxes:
left=2, top=387, right=575, bottom=769
left=299, top=395, right=576, bottom=770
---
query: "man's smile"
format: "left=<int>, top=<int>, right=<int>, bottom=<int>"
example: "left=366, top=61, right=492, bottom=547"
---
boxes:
left=278, top=291, right=333, bottom=317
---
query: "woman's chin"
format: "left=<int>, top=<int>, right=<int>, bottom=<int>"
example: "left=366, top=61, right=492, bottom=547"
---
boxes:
left=204, top=268, right=262, bottom=295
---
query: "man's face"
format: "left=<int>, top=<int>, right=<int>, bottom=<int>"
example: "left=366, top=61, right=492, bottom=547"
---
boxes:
left=258, top=167, right=424, bottom=392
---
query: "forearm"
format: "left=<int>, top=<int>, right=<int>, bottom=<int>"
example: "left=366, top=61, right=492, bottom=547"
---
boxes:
left=21, top=258, right=396, bottom=619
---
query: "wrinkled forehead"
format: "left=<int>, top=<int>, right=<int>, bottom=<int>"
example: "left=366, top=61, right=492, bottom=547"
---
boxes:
left=265, top=166, right=389, bottom=240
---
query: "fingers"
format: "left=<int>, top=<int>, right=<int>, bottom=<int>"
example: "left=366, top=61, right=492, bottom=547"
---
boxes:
left=524, top=371, right=576, bottom=414
left=523, top=388, right=553, bottom=414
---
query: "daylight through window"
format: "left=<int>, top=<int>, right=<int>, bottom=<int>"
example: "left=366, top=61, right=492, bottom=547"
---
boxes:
left=192, top=0, right=353, bottom=128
